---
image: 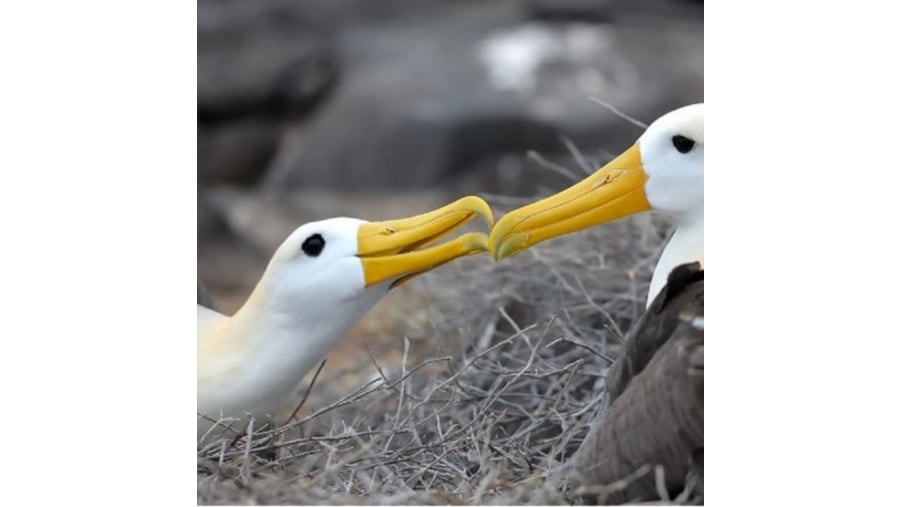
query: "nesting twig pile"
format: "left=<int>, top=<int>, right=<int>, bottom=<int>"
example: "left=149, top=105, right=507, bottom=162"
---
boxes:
left=198, top=196, right=675, bottom=504
left=198, top=133, right=679, bottom=504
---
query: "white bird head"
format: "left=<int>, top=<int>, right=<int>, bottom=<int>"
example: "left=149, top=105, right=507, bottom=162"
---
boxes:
left=488, top=103, right=704, bottom=260
left=255, top=196, right=494, bottom=322
left=639, top=104, right=704, bottom=223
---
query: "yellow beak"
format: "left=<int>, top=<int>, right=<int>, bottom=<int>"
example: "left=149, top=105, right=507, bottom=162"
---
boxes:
left=358, top=196, right=493, bottom=288
left=489, top=144, right=651, bottom=261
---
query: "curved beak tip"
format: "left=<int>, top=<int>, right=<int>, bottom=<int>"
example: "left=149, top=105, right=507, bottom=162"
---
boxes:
left=487, top=214, right=520, bottom=261
left=465, top=232, right=490, bottom=253
left=488, top=222, right=526, bottom=261
left=359, top=197, right=493, bottom=288
left=459, top=195, right=494, bottom=228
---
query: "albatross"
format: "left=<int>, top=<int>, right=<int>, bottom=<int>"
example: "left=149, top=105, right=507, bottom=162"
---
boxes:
left=199, top=196, right=492, bottom=438
left=489, top=103, right=704, bottom=502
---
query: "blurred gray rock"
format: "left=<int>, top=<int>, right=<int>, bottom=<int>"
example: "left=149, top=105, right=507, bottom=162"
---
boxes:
left=198, top=120, right=279, bottom=185
left=198, top=0, right=339, bottom=185
left=525, top=0, right=617, bottom=23
left=526, top=0, right=704, bottom=23
left=198, top=0, right=337, bottom=121
left=198, top=186, right=267, bottom=313
left=261, top=1, right=702, bottom=194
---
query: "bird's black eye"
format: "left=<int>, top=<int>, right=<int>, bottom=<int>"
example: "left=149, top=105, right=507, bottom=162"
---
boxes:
left=301, top=234, right=326, bottom=257
left=671, top=134, right=696, bottom=154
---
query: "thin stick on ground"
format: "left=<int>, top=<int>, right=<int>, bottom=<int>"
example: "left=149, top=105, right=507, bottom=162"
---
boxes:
left=286, top=358, right=328, bottom=423
left=587, top=95, right=649, bottom=129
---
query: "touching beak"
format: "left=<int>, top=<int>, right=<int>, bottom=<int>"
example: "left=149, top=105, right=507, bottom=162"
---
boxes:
left=489, top=144, right=651, bottom=261
left=357, top=196, right=493, bottom=288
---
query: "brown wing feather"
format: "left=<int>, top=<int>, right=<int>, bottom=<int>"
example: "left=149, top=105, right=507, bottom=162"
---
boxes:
left=575, top=263, right=704, bottom=504
left=606, top=263, right=704, bottom=402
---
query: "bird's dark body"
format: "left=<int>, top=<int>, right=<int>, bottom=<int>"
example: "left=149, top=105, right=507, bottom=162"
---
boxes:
left=575, top=262, right=704, bottom=504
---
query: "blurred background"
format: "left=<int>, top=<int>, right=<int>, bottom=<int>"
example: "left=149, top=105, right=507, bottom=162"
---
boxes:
left=198, top=0, right=702, bottom=310
left=198, top=0, right=702, bottom=404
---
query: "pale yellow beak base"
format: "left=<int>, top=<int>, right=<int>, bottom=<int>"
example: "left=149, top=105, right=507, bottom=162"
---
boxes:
left=489, top=144, right=651, bottom=261
left=358, top=196, right=493, bottom=288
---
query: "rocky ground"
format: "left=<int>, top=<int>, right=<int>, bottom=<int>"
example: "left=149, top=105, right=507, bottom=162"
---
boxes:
left=198, top=0, right=702, bottom=503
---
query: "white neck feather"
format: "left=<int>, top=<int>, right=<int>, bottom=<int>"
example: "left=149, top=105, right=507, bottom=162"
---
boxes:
left=198, top=276, right=385, bottom=433
left=646, top=217, right=704, bottom=308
